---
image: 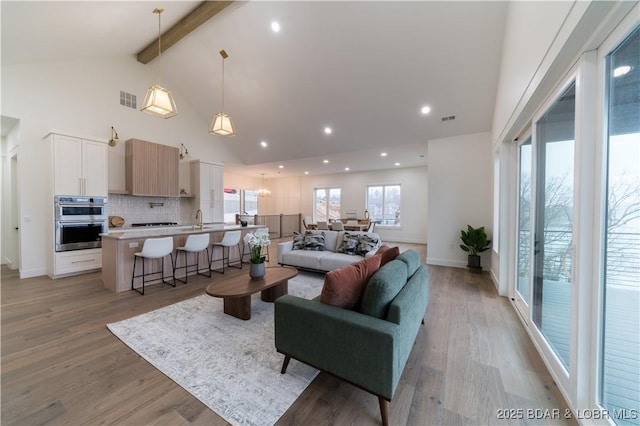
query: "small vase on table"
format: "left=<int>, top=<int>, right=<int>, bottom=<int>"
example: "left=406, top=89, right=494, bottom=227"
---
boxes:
left=249, top=262, right=265, bottom=280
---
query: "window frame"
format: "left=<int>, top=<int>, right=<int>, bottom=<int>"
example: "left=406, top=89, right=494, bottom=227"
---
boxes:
left=366, top=184, right=402, bottom=228
left=313, top=187, right=341, bottom=223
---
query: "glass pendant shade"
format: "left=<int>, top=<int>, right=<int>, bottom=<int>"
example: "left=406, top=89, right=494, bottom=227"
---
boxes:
left=141, top=84, right=178, bottom=118
left=209, top=112, right=235, bottom=136
left=141, top=8, right=177, bottom=119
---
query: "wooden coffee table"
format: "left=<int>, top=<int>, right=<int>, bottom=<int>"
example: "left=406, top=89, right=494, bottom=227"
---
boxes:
left=205, top=266, right=298, bottom=320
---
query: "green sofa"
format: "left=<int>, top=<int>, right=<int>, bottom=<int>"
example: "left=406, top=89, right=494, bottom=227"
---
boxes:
left=274, top=249, right=429, bottom=426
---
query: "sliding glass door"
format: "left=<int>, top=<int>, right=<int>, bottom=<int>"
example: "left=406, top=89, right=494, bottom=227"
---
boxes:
left=599, top=25, right=640, bottom=426
left=515, top=137, right=532, bottom=315
left=532, top=82, right=576, bottom=371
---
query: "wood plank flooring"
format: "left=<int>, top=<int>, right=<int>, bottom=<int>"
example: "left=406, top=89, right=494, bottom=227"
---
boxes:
left=1, top=240, right=575, bottom=425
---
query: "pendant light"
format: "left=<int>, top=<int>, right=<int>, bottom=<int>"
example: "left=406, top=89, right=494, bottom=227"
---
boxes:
left=257, top=174, right=271, bottom=197
left=209, top=49, right=236, bottom=136
left=141, top=8, right=178, bottom=119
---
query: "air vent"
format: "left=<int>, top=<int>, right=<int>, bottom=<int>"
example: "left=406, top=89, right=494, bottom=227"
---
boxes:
left=441, top=115, right=456, bottom=122
left=120, top=91, right=137, bottom=109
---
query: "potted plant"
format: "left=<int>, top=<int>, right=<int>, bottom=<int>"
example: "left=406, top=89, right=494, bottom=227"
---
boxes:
left=459, top=225, right=491, bottom=270
left=244, top=231, right=271, bottom=280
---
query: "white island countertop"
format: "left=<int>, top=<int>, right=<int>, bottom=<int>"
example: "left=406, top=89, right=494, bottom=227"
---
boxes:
left=102, top=224, right=260, bottom=240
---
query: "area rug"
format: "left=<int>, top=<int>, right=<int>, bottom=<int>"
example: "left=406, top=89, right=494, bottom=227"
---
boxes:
left=107, top=271, right=324, bottom=426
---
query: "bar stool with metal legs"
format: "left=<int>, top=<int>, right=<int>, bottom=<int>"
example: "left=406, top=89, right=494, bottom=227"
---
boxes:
left=175, top=233, right=211, bottom=283
left=131, top=236, right=175, bottom=295
left=210, top=230, right=243, bottom=274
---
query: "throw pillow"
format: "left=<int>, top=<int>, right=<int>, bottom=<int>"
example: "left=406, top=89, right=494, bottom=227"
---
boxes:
left=320, top=255, right=382, bottom=309
left=337, top=232, right=360, bottom=255
left=304, top=231, right=326, bottom=251
left=292, top=231, right=305, bottom=250
left=376, top=244, right=400, bottom=265
left=356, top=233, right=381, bottom=256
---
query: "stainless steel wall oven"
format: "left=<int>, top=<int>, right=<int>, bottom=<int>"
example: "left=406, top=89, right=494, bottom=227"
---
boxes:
left=54, top=196, right=108, bottom=252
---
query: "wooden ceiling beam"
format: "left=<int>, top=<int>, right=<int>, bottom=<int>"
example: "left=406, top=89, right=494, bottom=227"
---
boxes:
left=137, top=0, right=234, bottom=64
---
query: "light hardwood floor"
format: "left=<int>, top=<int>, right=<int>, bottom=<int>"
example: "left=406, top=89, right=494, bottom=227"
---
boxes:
left=1, top=240, right=575, bottom=425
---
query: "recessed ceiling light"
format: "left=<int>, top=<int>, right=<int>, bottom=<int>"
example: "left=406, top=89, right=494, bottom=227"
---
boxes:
left=324, top=127, right=332, bottom=135
left=278, top=165, right=284, bottom=169
left=345, top=167, right=350, bottom=171
left=260, top=141, right=268, bottom=147
left=271, top=21, right=280, bottom=33
left=613, top=65, right=631, bottom=77
left=304, top=171, right=309, bottom=175
left=394, top=162, right=401, bottom=166
left=381, top=152, right=387, bottom=157
left=421, top=106, right=431, bottom=115
left=323, top=159, right=329, bottom=164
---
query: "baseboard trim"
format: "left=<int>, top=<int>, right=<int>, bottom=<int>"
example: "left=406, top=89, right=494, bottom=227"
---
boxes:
left=426, top=257, right=466, bottom=268
left=20, top=267, right=47, bottom=279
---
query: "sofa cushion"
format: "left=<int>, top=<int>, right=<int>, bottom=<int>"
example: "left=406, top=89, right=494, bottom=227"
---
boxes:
left=356, top=233, right=381, bottom=256
left=360, top=259, right=408, bottom=319
left=320, top=255, right=382, bottom=309
left=292, top=231, right=306, bottom=250
left=281, top=249, right=329, bottom=270
left=396, top=250, right=420, bottom=277
left=376, top=244, right=400, bottom=266
left=318, top=251, right=363, bottom=271
left=322, top=230, right=340, bottom=252
left=304, top=231, right=326, bottom=251
left=337, top=232, right=360, bottom=255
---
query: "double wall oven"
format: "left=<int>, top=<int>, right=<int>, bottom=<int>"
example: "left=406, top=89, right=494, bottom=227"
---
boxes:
left=55, top=196, right=108, bottom=252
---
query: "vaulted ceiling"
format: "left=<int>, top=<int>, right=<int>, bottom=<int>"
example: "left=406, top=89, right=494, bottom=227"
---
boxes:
left=2, top=1, right=508, bottom=177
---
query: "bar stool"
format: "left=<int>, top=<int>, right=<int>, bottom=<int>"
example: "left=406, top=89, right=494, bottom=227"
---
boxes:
left=210, top=230, right=243, bottom=274
left=256, top=227, right=270, bottom=262
left=131, top=237, right=175, bottom=295
left=175, top=233, right=211, bottom=283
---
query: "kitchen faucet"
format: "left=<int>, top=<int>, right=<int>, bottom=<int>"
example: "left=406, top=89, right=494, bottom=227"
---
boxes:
left=196, top=209, right=203, bottom=230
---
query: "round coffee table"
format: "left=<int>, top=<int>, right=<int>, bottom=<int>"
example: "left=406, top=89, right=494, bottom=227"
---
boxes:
left=205, top=266, right=298, bottom=320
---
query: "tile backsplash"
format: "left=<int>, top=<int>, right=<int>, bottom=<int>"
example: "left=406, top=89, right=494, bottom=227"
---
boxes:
left=108, top=194, right=196, bottom=227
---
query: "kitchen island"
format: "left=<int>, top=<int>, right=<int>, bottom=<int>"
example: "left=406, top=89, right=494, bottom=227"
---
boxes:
left=102, top=224, right=259, bottom=293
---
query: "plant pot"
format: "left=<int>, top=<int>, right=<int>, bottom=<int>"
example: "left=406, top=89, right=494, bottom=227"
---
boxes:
left=467, top=254, right=482, bottom=270
left=249, top=262, right=265, bottom=280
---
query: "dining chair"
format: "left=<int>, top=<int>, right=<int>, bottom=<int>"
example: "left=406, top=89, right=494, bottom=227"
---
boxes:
left=317, top=221, right=329, bottom=230
left=331, top=221, right=344, bottom=231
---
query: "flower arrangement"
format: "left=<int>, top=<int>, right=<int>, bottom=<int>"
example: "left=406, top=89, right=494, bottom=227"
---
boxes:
left=244, top=231, right=271, bottom=264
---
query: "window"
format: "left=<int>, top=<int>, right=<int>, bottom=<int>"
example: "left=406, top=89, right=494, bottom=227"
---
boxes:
left=532, top=81, right=576, bottom=371
left=367, top=185, right=401, bottom=226
left=223, top=188, right=240, bottom=223
left=243, top=190, right=258, bottom=215
left=314, top=188, right=341, bottom=222
left=516, top=137, right=532, bottom=307
left=599, top=25, right=640, bottom=423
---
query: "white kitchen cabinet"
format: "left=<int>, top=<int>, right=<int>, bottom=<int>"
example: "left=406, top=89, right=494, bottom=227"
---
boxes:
left=51, top=133, right=108, bottom=196
left=54, top=248, right=102, bottom=276
left=190, top=160, right=224, bottom=223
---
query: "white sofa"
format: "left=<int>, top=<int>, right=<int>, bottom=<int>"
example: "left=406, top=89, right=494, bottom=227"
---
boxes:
left=278, top=230, right=381, bottom=272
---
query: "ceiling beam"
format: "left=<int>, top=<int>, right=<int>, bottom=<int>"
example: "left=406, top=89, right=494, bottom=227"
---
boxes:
left=137, top=1, right=234, bottom=64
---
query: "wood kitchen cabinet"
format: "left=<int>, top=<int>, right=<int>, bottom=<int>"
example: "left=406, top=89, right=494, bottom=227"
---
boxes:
left=50, top=133, right=108, bottom=196
left=190, top=160, right=224, bottom=223
left=125, top=138, right=179, bottom=197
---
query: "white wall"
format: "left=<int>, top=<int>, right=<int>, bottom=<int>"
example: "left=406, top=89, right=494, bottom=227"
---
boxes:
left=427, top=132, right=492, bottom=269
left=290, top=167, right=428, bottom=244
left=1, top=55, right=242, bottom=278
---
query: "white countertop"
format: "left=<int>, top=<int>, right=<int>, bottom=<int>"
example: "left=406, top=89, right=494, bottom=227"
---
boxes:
left=102, top=224, right=259, bottom=240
